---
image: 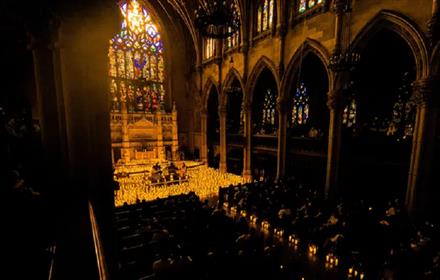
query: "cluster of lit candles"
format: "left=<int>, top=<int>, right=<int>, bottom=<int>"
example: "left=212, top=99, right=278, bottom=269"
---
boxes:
left=222, top=201, right=367, bottom=278
left=325, top=253, right=339, bottom=269
left=308, top=244, right=318, bottom=256
left=274, top=228, right=284, bottom=239
left=261, top=220, right=270, bottom=231
left=288, top=234, right=300, bottom=248
left=347, top=267, right=365, bottom=279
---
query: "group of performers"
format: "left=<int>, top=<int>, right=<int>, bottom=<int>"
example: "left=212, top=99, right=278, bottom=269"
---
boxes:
left=148, top=161, right=187, bottom=184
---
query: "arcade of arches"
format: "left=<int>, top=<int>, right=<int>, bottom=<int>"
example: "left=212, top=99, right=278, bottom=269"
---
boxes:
left=4, top=0, right=440, bottom=278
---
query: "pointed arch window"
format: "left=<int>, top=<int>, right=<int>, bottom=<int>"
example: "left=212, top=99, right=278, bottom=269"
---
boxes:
left=342, top=82, right=357, bottom=129
left=297, top=0, right=325, bottom=14
left=261, top=88, right=276, bottom=131
left=291, top=83, right=309, bottom=126
left=386, top=72, right=416, bottom=141
left=109, top=0, right=165, bottom=113
left=205, top=38, right=215, bottom=60
left=225, top=27, right=240, bottom=50
left=256, top=0, right=274, bottom=34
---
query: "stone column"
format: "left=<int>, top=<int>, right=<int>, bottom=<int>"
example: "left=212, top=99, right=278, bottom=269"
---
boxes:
left=406, top=78, right=439, bottom=215
left=242, top=101, right=253, bottom=181
left=219, top=105, right=228, bottom=173
left=428, top=0, right=440, bottom=45
left=276, top=97, right=288, bottom=179
left=200, top=109, right=208, bottom=164
left=156, top=110, right=165, bottom=160
left=171, top=102, right=179, bottom=161
left=325, top=87, right=343, bottom=195
left=121, top=101, right=130, bottom=163
left=325, top=0, right=349, bottom=196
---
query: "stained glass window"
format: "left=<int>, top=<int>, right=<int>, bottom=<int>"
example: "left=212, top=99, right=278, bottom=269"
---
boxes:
left=226, top=27, right=240, bottom=49
left=256, top=0, right=274, bottom=34
left=298, top=0, right=324, bottom=14
left=261, top=88, right=276, bottom=133
left=343, top=96, right=357, bottom=129
left=386, top=72, right=415, bottom=141
left=205, top=38, right=215, bottom=59
left=291, top=83, right=309, bottom=126
left=109, top=0, right=165, bottom=113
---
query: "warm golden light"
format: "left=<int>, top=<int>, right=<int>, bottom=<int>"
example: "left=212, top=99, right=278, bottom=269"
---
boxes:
left=250, top=215, right=258, bottom=224
left=120, top=0, right=155, bottom=35
left=240, top=210, right=247, bottom=218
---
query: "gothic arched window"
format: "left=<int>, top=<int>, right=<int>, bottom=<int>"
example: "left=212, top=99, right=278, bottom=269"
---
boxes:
left=386, top=72, right=415, bottom=141
left=261, top=88, right=276, bottom=131
left=256, top=0, right=274, bottom=34
left=291, top=83, right=309, bottom=126
left=109, top=0, right=165, bottom=113
left=298, top=0, right=324, bottom=14
left=226, top=27, right=240, bottom=49
left=342, top=82, right=357, bottom=129
left=205, top=38, right=215, bottom=59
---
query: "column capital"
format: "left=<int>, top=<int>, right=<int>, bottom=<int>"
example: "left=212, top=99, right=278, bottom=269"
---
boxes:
left=276, top=96, right=288, bottom=114
left=326, top=89, right=342, bottom=110
left=200, top=108, right=208, bottom=116
left=332, top=0, right=349, bottom=15
left=242, top=100, right=252, bottom=113
left=412, top=77, right=438, bottom=107
left=218, top=105, right=228, bottom=115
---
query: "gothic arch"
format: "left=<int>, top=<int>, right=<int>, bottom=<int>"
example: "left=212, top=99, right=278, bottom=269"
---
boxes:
left=281, top=39, right=333, bottom=99
left=203, top=77, right=220, bottom=111
left=221, top=68, right=245, bottom=107
left=246, top=56, right=281, bottom=105
left=350, top=10, right=429, bottom=80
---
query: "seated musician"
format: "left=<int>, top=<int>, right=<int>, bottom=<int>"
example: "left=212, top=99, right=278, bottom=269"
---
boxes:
left=179, top=162, right=187, bottom=179
left=168, top=162, right=178, bottom=180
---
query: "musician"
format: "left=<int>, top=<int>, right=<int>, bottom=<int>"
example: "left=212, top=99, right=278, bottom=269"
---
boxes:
left=179, top=162, right=187, bottom=179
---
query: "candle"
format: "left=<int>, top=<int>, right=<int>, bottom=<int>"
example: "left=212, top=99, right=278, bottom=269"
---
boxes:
left=240, top=210, right=247, bottom=218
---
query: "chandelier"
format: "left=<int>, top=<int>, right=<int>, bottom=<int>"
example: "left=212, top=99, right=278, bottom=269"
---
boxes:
left=195, top=0, right=240, bottom=39
left=329, top=50, right=361, bottom=72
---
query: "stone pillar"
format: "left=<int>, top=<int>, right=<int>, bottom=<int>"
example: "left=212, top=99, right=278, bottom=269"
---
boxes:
left=200, top=109, right=208, bottom=164
left=156, top=110, right=165, bottom=160
left=242, top=101, right=253, bottom=181
left=406, top=78, right=439, bottom=215
left=171, top=102, right=179, bottom=161
left=219, top=105, right=228, bottom=173
left=121, top=101, right=130, bottom=163
left=428, top=0, right=440, bottom=45
left=325, top=87, right=343, bottom=195
left=325, top=0, right=349, bottom=196
left=276, top=97, right=288, bottom=179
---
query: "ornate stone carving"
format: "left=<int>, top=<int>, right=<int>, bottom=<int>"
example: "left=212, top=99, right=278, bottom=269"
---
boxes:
left=332, top=0, right=348, bottom=15
left=276, top=96, right=288, bottom=114
left=411, top=78, right=437, bottom=107
left=326, top=90, right=342, bottom=110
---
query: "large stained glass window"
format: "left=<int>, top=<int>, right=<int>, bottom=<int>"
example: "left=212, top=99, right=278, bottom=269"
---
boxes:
left=256, top=0, right=274, bottom=34
left=205, top=38, right=215, bottom=59
left=291, top=83, right=309, bottom=126
left=298, top=0, right=324, bottom=14
left=109, top=0, right=165, bottom=113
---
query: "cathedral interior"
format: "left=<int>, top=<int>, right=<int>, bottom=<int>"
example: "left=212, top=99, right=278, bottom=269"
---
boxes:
left=2, top=0, right=440, bottom=279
